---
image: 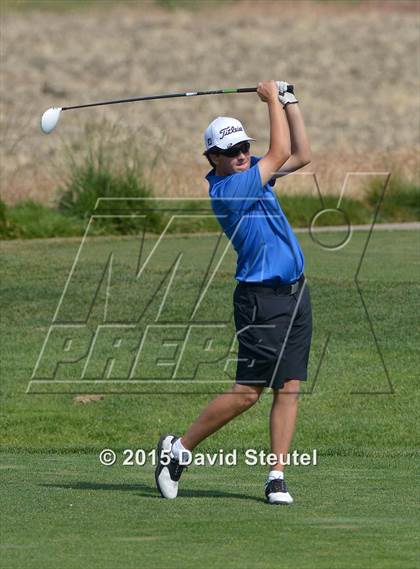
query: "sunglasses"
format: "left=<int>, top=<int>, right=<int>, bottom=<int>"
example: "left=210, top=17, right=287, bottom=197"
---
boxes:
left=213, top=141, right=251, bottom=158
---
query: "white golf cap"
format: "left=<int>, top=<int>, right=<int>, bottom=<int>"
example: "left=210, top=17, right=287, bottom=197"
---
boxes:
left=204, top=116, right=255, bottom=152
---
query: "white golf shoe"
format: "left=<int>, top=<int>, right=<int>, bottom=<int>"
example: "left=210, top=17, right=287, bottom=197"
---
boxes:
left=155, top=435, right=186, bottom=499
left=264, top=477, right=294, bottom=505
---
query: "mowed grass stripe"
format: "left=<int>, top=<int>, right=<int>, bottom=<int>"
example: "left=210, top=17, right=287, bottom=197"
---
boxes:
left=0, top=454, right=418, bottom=569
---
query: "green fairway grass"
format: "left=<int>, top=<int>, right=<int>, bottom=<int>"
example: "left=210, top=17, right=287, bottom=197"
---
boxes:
left=1, top=229, right=419, bottom=453
left=1, top=229, right=419, bottom=568
left=0, top=454, right=418, bottom=569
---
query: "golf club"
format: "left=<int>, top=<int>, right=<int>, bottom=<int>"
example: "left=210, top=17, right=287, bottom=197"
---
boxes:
left=40, top=83, right=294, bottom=134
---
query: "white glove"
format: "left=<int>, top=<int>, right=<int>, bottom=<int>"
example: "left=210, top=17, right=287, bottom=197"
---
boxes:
left=276, top=80, right=298, bottom=107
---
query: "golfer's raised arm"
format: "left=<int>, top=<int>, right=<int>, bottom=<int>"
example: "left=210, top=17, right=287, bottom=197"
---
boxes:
left=256, top=81, right=291, bottom=186
left=274, top=103, right=311, bottom=177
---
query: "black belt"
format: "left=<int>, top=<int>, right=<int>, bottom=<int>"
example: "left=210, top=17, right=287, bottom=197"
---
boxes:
left=237, top=274, right=305, bottom=295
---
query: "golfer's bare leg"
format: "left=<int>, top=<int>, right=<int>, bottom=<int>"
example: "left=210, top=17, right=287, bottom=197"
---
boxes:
left=181, top=383, right=263, bottom=450
left=269, top=379, right=300, bottom=471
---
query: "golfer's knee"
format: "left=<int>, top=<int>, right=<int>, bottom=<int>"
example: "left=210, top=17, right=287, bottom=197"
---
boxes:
left=242, top=391, right=261, bottom=408
left=274, top=379, right=300, bottom=402
left=231, top=384, right=262, bottom=409
left=282, top=379, right=301, bottom=394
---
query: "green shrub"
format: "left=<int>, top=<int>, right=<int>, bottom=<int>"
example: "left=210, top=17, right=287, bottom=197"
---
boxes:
left=160, top=199, right=220, bottom=234
left=0, top=197, right=87, bottom=241
left=279, top=194, right=372, bottom=227
left=364, top=174, right=420, bottom=222
left=7, top=201, right=85, bottom=239
left=57, top=126, right=162, bottom=234
left=0, top=197, right=18, bottom=239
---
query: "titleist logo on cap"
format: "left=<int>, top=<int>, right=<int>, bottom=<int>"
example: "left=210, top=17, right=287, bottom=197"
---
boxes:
left=219, top=125, right=244, bottom=139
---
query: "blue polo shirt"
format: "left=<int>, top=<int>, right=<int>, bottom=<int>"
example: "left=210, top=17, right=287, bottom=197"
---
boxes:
left=206, top=156, right=304, bottom=283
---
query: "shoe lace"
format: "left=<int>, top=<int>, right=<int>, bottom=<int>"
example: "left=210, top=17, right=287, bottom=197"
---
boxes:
left=268, top=478, right=287, bottom=493
left=170, top=458, right=187, bottom=481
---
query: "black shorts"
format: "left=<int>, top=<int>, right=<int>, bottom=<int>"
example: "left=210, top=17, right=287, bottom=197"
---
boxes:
left=233, top=276, right=312, bottom=390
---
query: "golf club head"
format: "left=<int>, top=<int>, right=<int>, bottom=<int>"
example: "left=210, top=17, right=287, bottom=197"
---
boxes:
left=41, top=107, right=62, bottom=134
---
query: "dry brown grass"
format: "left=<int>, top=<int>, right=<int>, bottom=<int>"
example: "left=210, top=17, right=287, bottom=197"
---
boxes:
left=1, top=0, right=419, bottom=204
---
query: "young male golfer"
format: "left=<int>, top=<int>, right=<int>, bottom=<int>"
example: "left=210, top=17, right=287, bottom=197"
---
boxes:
left=155, top=80, right=312, bottom=505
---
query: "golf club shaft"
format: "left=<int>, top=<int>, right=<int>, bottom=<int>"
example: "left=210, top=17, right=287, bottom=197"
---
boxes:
left=62, top=85, right=295, bottom=112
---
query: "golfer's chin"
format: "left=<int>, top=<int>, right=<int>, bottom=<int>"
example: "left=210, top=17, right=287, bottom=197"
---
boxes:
left=233, top=160, right=250, bottom=172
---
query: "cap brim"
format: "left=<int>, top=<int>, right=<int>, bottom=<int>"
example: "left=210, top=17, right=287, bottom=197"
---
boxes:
left=204, top=137, right=255, bottom=154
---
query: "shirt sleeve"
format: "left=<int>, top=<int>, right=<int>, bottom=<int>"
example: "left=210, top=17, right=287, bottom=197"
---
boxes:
left=213, top=162, right=264, bottom=212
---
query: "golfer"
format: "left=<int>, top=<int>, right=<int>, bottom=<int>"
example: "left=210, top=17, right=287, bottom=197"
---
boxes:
left=155, top=80, right=312, bottom=504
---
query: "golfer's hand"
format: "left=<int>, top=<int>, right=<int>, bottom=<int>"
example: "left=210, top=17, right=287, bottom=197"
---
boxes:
left=257, top=81, right=280, bottom=103
left=277, top=80, right=299, bottom=107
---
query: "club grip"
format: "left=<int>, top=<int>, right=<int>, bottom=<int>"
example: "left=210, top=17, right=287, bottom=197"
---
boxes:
left=236, top=83, right=295, bottom=95
left=277, top=82, right=294, bottom=94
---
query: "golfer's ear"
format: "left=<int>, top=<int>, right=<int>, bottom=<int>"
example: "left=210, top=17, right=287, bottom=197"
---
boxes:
left=210, top=153, right=219, bottom=167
